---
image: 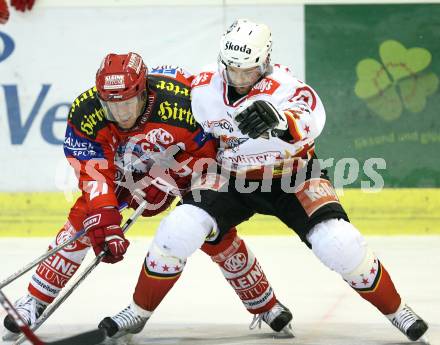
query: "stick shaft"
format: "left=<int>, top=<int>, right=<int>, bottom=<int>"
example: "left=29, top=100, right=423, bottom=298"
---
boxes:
left=13, top=200, right=147, bottom=345
left=0, top=202, right=128, bottom=289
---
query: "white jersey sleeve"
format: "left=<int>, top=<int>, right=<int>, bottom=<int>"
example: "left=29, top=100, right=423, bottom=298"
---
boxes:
left=269, top=64, right=326, bottom=143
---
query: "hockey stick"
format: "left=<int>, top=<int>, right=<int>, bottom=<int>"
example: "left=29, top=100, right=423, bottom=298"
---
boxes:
left=0, top=202, right=128, bottom=290
left=13, top=200, right=148, bottom=345
left=0, top=289, right=106, bottom=345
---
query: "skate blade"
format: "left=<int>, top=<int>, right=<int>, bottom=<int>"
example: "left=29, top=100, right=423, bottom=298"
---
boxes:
left=2, top=331, right=20, bottom=342
left=419, top=335, right=430, bottom=345
left=273, top=323, right=295, bottom=339
left=103, top=333, right=134, bottom=345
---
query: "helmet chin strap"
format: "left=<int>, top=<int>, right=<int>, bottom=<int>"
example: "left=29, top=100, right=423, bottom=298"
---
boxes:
left=139, top=92, right=149, bottom=116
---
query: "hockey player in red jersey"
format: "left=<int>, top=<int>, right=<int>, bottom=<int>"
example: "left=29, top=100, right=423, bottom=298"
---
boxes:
left=99, top=20, right=429, bottom=342
left=3, top=52, right=293, bottom=339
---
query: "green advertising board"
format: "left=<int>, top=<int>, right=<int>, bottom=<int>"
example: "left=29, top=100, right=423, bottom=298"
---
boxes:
left=306, top=4, right=440, bottom=187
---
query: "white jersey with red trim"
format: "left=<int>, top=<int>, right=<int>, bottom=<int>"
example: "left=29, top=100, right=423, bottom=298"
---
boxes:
left=190, top=64, right=326, bottom=176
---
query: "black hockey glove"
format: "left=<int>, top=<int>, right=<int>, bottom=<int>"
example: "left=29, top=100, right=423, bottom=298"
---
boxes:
left=235, top=100, right=287, bottom=139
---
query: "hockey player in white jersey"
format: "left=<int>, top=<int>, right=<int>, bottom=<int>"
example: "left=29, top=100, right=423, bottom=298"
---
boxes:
left=99, top=19, right=428, bottom=342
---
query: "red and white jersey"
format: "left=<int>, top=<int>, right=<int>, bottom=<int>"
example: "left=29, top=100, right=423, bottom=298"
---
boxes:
left=190, top=64, right=326, bottom=177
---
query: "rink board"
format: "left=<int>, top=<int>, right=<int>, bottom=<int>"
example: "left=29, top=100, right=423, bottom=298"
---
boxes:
left=0, top=189, right=439, bottom=237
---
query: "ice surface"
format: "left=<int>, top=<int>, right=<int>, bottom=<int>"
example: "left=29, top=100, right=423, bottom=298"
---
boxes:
left=0, top=236, right=438, bottom=345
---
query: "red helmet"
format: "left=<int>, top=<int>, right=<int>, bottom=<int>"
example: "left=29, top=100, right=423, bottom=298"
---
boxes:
left=96, top=52, right=148, bottom=128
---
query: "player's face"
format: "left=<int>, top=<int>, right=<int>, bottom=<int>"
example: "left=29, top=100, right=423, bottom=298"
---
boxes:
left=225, top=66, right=263, bottom=94
left=101, top=93, right=146, bottom=129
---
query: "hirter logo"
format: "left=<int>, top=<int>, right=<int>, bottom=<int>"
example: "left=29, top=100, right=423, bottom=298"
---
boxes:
left=225, top=41, right=252, bottom=55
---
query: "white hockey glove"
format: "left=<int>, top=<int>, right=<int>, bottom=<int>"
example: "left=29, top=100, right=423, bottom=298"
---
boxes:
left=235, top=100, right=288, bottom=139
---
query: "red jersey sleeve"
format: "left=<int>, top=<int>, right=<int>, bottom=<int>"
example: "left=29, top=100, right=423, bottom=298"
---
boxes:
left=63, top=87, right=119, bottom=210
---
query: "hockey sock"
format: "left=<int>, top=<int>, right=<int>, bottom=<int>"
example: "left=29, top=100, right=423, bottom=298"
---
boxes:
left=201, top=228, right=276, bottom=314
left=348, top=259, right=401, bottom=315
left=28, top=221, right=90, bottom=304
left=133, top=243, right=185, bottom=312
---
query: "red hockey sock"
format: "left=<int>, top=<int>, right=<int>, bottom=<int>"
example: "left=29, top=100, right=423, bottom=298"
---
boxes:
left=201, top=228, right=276, bottom=314
left=28, top=221, right=90, bottom=304
left=352, top=260, right=401, bottom=315
left=133, top=249, right=185, bottom=312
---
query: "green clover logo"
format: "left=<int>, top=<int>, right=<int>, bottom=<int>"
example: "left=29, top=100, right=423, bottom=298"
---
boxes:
left=355, top=40, right=438, bottom=121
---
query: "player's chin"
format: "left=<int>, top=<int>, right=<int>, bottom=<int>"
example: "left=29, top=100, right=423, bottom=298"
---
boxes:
left=235, top=86, right=253, bottom=95
left=118, top=119, right=137, bottom=129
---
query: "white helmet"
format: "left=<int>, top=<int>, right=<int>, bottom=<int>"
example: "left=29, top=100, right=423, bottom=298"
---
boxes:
left=218, top=19, right=272, bottom=87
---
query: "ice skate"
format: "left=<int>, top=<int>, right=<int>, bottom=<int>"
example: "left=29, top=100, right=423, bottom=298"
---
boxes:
left=99, top=302, right=151, bottom=343
left=2, top=294, right=47, bottom=341
left=249, top=300, right=294, bottom=337
left=387, top=303, right=429, bottom=342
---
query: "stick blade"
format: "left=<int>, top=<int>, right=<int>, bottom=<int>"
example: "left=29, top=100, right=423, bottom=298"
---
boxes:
left=47, top=328, right=106, bottom=345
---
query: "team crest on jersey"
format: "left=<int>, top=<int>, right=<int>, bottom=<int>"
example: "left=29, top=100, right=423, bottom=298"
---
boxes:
left=191, top=72, right=214, bottom=88
left=145, top=128, right=174, bottom=146
left=290, top=86, right=317, bottom=111
left=115, top=133, right=169, bottom=176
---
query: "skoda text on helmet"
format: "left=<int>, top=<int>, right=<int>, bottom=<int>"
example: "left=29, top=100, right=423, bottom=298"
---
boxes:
left=96, top=52, right=148, bottom=129
left=218, top=19, right=273, bottom=88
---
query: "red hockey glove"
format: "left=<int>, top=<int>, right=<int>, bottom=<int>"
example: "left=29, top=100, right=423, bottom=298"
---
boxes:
left=83, top=207, right=130, bottom=264
left=0, top=0, right=9, bottom=24
left=117, top=171, right=189, bottom=217
left=131, top=185, right=175, bottom=217
left=11, top=0, right=35, bottom=12
left=117, top=182, right=175, bottom=217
